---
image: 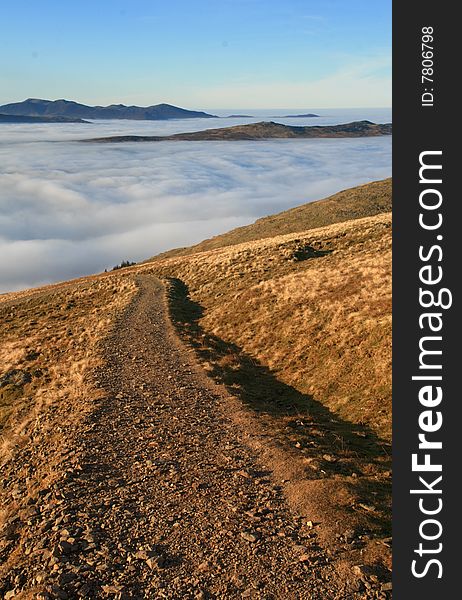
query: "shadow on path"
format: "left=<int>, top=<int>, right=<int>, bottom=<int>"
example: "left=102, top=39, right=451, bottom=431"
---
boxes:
left=166, top=277, right=392, bottom=537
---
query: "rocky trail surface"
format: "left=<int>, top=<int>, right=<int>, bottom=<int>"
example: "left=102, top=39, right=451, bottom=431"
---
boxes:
left=1, top=276, right=380, bottom=599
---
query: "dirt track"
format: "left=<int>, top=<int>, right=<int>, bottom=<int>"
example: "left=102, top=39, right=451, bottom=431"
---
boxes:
left=1, top=275, right=378, bottom=598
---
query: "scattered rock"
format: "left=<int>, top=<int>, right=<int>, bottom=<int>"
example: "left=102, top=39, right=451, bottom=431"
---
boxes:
left=299, top=554, right=312, bottom=563
left=343, top=529, right=355, bottom=542
left=358, top=503, right=376, bottom=512
left=322, top=454, right=336, bottom=463
left=381, top=582, right=392, bottom=591
left=102, top=584, right=124, bottom=594
left=0, top=275, right=382, bottom=598
left=240, top=531, right=259, bottom=543
left=146, top=555, right=166, bottom=569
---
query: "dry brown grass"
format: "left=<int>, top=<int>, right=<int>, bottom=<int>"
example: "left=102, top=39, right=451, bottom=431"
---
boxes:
left=0, top=180, right=392, bottom=576
left=0, top=273, right=136, bottom=494
left=146, top=212, right=392, bottom=569
left=0, top=274, right=137, bottom=590
left=1, top=181, right=391, bottom=448
left=145, top=212, right=391, bottom=441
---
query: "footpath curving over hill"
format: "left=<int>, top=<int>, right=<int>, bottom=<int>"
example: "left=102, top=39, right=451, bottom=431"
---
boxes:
left=0, top=180, right=392, bottom=598
left=1, top=277, right=352, bottom=597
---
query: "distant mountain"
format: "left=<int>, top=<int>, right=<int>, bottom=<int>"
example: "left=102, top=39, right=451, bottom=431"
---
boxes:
left=271, top=113, right=319, bottom=118
left=0, top=113, right=89, bottom=124
left=226, top=113, right=320, bottom=118
left=85, top=120, right=392, bottom=143
left=0, top=99, right=217, bottom=121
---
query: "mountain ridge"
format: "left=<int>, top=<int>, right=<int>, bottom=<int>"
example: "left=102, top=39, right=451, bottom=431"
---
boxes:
left=0, top=98, right=217, bottom=120
left=84, top=120, right=392, bottom=142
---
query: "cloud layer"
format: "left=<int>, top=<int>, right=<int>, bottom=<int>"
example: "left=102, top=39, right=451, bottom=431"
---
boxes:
left=0, top=112, right=391, bottom=292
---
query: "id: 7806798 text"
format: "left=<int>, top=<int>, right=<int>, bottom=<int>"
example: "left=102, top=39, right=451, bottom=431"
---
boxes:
left=421, top=26, right=434, bottom=107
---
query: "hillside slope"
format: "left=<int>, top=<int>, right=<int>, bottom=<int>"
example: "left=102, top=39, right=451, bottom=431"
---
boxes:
left=147, top=213, right=392, bottom=440
left=154, top=178, right=391, bottom=259
left=0, top=180, right=392, bottom=597
left=2, top=277, right=357, bottom=598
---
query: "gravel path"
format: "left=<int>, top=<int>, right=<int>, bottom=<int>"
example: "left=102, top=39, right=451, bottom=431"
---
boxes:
left=1, top=276, right=355, bottom=599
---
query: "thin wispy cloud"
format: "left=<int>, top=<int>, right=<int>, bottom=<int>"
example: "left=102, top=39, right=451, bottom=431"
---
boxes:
left=187, top=56, right=391, bottom=109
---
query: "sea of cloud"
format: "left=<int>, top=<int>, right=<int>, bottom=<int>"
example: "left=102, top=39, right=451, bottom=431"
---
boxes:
left=0, top=109, right=391, bottom=292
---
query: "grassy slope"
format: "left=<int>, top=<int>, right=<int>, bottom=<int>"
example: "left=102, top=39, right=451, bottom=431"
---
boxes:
left=148, top=212, right=392, bottom=441
left=154, top=178, right=391, bottom=259
left=0, top=179, right=392, bottom=574
left=0, top=276, right=136, bottom=433
left=146, top=178, right=392, bottom=441
left=1, top=179, right=391, bottom=443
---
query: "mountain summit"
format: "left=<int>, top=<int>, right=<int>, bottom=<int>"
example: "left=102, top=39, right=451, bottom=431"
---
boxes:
left=0, top=98, right=217, bottom=120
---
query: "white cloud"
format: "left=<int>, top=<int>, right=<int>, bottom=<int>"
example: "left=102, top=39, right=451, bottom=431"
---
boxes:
left=0, top=114, right=391, bottom=292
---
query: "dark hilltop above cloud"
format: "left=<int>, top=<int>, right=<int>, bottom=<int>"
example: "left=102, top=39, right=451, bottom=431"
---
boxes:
left=225, top=113, right=320, bottom=119
left=0, top=113, right=89, bottom=124
left=84, top=120, right=392, bottom=143
left=270, top=113, right=320, bottom=118
left=0, top=98, right=218, bottom=121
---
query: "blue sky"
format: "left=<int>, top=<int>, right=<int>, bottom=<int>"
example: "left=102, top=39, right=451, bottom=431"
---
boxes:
left=1, top=0, right=391, bottom=108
